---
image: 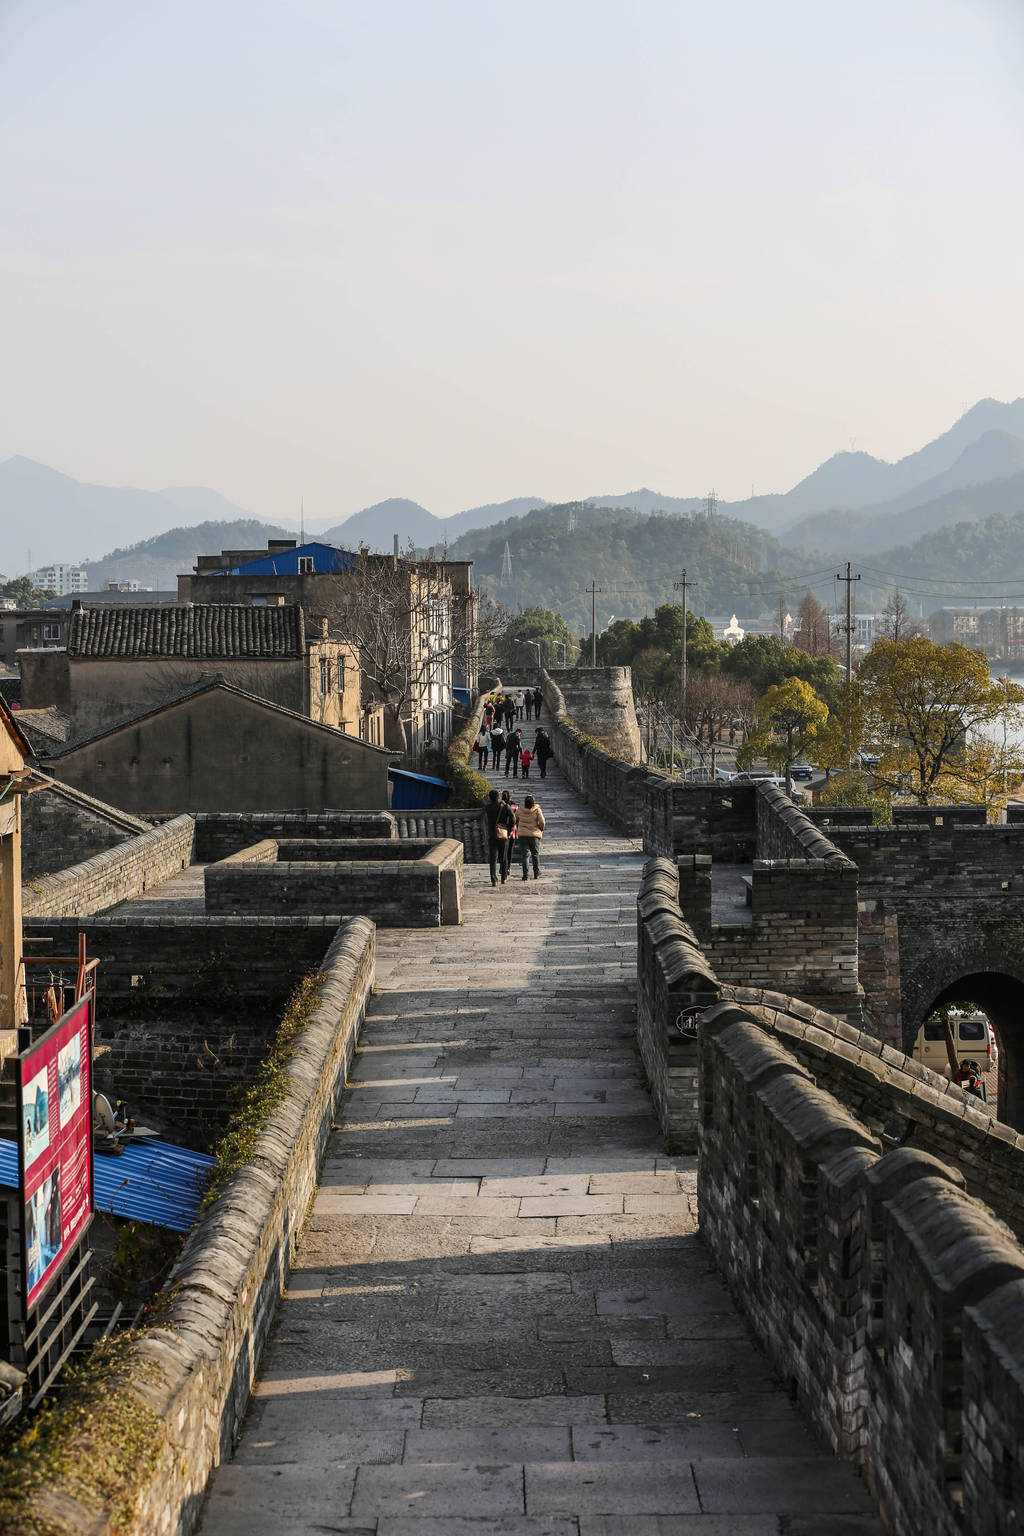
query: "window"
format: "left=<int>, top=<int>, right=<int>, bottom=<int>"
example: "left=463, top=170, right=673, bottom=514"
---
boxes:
left=43, top=624, right=61, bottom=642
left=319, top=657, right=329, bottom=695
left=297, top=556, right=314, bottom=574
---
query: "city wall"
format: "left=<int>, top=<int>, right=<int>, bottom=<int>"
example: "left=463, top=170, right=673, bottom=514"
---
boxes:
left=24, top=914, right=348, bottom=1146
left=10, top=917, right=375, bottom=1536
left=21, top=813, right=196, bottom=918
left=699, top=1002, right=1024, bottom=1536
left=540, top=669, right=650, bottom=835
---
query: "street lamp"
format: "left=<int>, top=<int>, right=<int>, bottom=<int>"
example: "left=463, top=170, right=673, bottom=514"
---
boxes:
left=521, top=638, right=542, bottom=668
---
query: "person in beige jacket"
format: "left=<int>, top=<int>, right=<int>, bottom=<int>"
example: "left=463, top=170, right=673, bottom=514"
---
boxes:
left=516, top=795, right=546, bottom=880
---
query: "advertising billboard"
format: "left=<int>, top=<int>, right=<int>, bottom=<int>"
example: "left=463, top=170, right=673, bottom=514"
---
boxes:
left=16, top=994, right=94, bottom=1314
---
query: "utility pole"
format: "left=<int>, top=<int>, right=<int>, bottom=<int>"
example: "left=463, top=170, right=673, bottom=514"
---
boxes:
left=778, top=593, right=786, bottom=641
left=835, top=561, right=862, bottom=684
left=586, top=581, right=603, bottom=666
left=673, top=569, right=696, bottom=727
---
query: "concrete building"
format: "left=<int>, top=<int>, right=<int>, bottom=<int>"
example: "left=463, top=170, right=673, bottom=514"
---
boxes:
left=0, top=607, right=69, bottom=668
left=929, top=605, right=1024, bottom=659
left=39, top=678, right=396, bottom=814
left=17, top=601, right=359, bottom=736
left=178, top=540, right=477, bottom=757
left=29, top=563, right=88, bottom=596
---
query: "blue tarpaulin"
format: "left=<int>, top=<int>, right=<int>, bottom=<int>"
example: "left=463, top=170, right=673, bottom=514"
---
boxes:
left=453, top=686, right=471, bottom=708
left=0, top=1137, right=213, bottom=1233
left=388, top=768, right=451, bottom=810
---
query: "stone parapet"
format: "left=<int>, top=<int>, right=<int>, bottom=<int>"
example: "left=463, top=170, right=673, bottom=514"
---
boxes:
left=541, top=669, right=650, bottom=835
left=699, top=998, right=1024, bottom=1536
left=21, top=813, right=196, bottom=917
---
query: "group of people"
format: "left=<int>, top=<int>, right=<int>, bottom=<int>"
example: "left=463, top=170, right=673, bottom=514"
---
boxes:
left=483, top=787, right=546, bottom=884
left=483, top=687, right=544, bottom=731
left=474, top=721, right=552, bottom=779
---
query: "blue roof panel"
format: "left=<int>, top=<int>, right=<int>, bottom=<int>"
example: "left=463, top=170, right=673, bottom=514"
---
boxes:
left=0, top=1138, right=213, bottom=1234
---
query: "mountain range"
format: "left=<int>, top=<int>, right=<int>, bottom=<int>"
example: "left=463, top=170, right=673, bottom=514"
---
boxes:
left=4, top=397, right=1024, bottom=587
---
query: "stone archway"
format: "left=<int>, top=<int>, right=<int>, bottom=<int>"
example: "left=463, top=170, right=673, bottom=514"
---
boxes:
left=911, top=970, right=1024, bottom=1131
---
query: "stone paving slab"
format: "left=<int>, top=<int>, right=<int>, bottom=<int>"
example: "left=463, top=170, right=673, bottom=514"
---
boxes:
left=198, top=756, right=882, bottom=1536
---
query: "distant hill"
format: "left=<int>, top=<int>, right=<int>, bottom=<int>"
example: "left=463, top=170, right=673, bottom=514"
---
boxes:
left=322, top=495, right=549, bottom=551
left=857, top=506, right=1024, bottom=612
left=450, top=502, right=786, bottom=632
left=0, top=456, right=270, bottom=569
left=782, top=433, right=1024, bottom=554
left=81, top=520, right=297, bottom=591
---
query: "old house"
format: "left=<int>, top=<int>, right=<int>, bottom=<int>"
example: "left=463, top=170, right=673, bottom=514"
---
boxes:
left=37, top=678, right=396, bottom=814
left=177, top=540, right=478, bottom=756
left=16, top=602, right=359, bottom=737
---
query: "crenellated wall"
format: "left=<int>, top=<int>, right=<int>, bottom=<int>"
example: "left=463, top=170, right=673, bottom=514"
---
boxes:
left=699, top=999, right=1024, bottom=1536
left=540, top=670, right=651, bottom=835
left=546, top=665, right=642, bottom=761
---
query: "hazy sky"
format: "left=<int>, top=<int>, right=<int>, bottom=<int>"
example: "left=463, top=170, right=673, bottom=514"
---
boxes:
left=2, top=0, right=1022, bottom=521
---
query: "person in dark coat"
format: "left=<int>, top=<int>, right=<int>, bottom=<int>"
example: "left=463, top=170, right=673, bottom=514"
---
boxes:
left=533, top=686, right=543, bottom=718
left=505, top=728, right=523, bottom=778
left=534, top=728, right=552, bottom=779
left=503, top=696, right=516, bottom=730
left=490, top=725, right=506, bottom=774
left=483, top=788, right=503, bottom=886
left=498, top=788, right=518, bottom=881
left=524, top=690, right=534, bottom=721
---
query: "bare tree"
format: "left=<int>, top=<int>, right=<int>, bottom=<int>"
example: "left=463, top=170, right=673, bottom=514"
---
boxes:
left=327, top=546, right=504, bottom=756
left=793, top=592, right=833, bottom=657
left=880, top=588, right=922, bottom=644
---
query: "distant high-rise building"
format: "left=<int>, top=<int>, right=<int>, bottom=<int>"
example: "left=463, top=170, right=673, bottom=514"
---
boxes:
left=30, top=563, right=88, bottom=595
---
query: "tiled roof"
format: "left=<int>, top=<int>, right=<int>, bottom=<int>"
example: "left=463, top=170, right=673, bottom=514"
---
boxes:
left=66, top=604, right=306, bottom=659
left=15, top=707, right=74, bottom=750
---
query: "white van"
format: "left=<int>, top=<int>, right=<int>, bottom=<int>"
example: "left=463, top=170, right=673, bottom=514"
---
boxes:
left=912, top=1012, right=998, bottom=1075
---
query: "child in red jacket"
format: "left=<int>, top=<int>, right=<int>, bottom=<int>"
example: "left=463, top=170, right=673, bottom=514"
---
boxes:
left=520, top=748, right=533, bottom=779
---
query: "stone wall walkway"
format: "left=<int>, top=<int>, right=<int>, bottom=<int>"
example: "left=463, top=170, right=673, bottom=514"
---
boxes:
left=199, top=750, right=882, bottom=1536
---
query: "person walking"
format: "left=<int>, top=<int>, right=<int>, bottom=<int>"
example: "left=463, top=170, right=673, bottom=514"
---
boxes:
left=533, top=686, right=543, bottom=719
left=497, top=789, right=518, bottom=882
left=505, top=727, right=523, bottom=778
left=503, top=695, right=516, bottom=731
left=524, top=690, right=534, bottom=721
left=474, top=726, right=489, bottom=770
left=484, top=699, right=495, bottom=730
left=490, top=724, right=506, bottom=775
left=483, top=788, right=503, bottom=886
left=520, top=746, right=532, bottom=779
left=534, top=727, right=552, bottom=779
left=517, top=794, right=546, bottom=880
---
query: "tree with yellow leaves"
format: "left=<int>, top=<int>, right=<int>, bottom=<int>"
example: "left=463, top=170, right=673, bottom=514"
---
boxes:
left=736, top=676, right=829, bottom=796
left=856, top=637, right=1024, bottom=807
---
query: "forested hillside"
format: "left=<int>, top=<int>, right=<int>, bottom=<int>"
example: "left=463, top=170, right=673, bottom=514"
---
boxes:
left=450, top=502, right=787, bottom=632
left=82, top=520, right=296, bottom=590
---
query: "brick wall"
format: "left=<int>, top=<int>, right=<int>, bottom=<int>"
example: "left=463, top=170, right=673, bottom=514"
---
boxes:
left=20, top=782, right=151, bottom=881
left=193, top=810, right=396, bottom=862
left=540, top=670, right=650, bottom=835
left=203, top=838, right=465, bottom=927
left=726, top=984, right=1024, bottom=1243
left=635, top=859, right=719, bottom=1149
left=14, top=916, right=376, bottom=1536
left=699, top=999, right=1024, bottom=1536
left=24, top=916, right=348, bottom=1147
left=22, top=814, right=196, bottom=917
left=641, top=779, right=757, bottom=861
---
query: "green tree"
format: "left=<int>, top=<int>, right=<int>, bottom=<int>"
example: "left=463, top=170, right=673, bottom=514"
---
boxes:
left=721, top=634, right=841, bottom=703
left=1, top=577, right=57, bottom=607
left=856, top=636, right=1024, bottom=806
left=736, top=676, right=829, bottom=795
left=499, top=606, right=578, bottom=668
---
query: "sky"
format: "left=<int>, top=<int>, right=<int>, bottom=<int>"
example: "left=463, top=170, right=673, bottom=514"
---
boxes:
left=1, top=0, right=1023, bottom=523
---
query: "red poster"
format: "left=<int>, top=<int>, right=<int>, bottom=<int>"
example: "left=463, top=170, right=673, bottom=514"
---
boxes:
left=17, top=994, right=94, bottom=1313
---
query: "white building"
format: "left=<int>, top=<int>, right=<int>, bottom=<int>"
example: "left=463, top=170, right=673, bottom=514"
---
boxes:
left=31, top=563, right=89, bottom=595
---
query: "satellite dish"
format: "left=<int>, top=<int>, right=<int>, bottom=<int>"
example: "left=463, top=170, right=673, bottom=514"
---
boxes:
left=93, top=1093, right=116, bottom=1133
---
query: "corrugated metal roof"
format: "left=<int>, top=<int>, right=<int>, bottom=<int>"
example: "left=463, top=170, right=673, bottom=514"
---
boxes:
left=0, top=1138, right=213, bottom=1233
left=66, top=603, right=306, bottom=659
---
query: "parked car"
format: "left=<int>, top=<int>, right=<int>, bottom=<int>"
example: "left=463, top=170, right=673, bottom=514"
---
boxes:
left=791, top=761, right=815, bottom=780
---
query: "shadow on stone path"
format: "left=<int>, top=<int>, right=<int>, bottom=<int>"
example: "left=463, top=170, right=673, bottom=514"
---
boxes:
left=199, top=750, right=883, bottom=1535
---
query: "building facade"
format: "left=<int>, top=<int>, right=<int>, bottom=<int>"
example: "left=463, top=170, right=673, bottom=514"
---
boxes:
left=177, top=540, right=477, bottom=758
left=17, top=602, right=359, bottom=736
